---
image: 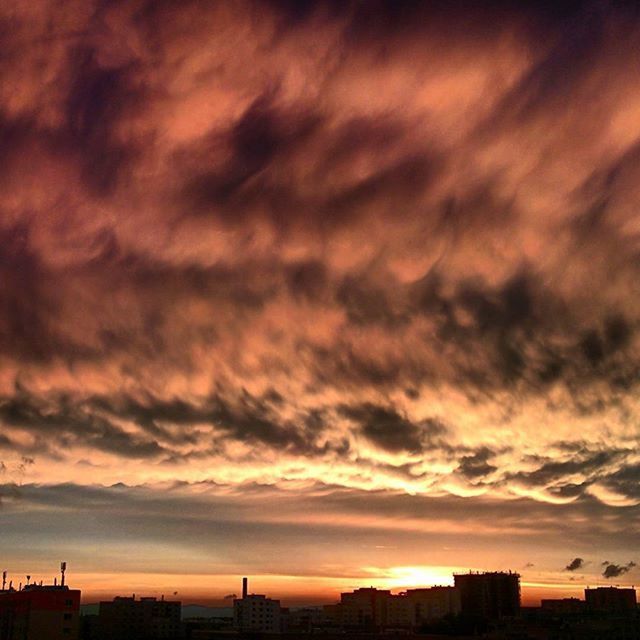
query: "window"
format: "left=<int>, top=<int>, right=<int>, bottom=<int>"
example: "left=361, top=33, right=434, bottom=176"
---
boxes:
left=63, top=613, right=72, bottom=620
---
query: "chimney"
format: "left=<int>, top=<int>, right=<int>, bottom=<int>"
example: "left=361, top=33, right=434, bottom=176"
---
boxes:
left=2, top=571, right=6, bottom=591
left=60, top=562, right=66, bottom=587
left=242, top=577, right=248, bottom=599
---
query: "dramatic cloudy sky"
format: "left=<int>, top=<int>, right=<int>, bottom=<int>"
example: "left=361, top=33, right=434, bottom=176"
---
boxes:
left=0, top=0, right=639, bottom=605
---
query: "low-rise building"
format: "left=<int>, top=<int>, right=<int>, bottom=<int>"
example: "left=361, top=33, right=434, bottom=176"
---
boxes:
left=541, top=597, right=585, bottom=615
left=98, top=595, right=182, bottom=639
left=339, top=587, right=391, bottom=630
left=585, top=586, right=637, bottom=614
left=233, top=578, right=281, bottom=633
left=0, top=583, right=80, bottom=640
left=406, top=586, right=461, bottom=625
left=324, top=585, right=461, bottom=631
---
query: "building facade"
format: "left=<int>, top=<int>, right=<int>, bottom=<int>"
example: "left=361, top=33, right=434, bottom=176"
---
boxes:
left=454, top=571, right=520, bottom=620
left=0, top=584, right=80, bottom=640
left=233, top=594, right=281, bottom=633
left=405, top=586, right=461, bottom=625
left=585, top=587, right=637, bottom=614
left=324, top=586, right=461, bottom=631
left=541, top=598, right=585, bottom=615
left=97, top=596, right=182, bottom=639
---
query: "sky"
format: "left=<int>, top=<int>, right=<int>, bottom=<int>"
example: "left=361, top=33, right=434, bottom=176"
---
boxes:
left=0, top=0, right=639, bottom=607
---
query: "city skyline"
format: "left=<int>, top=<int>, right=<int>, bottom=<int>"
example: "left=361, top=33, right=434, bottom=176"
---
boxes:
left=0, top=563, right=636, bottom=608
left=0, top=0, right=639, bottom=612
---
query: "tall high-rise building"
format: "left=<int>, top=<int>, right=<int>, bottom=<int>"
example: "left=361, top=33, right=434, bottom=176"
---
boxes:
left=454, top=571, right=520, bottom=620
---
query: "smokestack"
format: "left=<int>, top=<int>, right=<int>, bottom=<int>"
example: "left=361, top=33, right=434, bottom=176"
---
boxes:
left=60, top=562, right=66, bottom=587
left=2, top=571, right=6, bottom=591
left=242, top=577, right=248, bottom=599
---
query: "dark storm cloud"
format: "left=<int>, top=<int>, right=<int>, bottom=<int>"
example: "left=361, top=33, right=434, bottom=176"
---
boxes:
left=601, top=463, right=640, bottom=500
left=65, top=45, right=145, bottom=196
left=457, top=447, right=498, bottom=479
left=0, top=393, right=166, bottom=459
left=0, top=224, right=58, bottom=362
left=181, top=90, right=323, bottom=224
left=601, top=561, right=636, bottom=579
left=0, top=0, right=639, bottom=533
left=565, top=557, right=584, bottom=571
left=0, top=387, right=342, bottom=460
left=511, top=449, right=627, bottom=488
left=339, top=403, right=446, bottom=454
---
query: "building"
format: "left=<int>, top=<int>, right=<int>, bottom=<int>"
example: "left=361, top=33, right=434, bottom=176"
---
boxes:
left=233, top=578, right=281, bottom=633
left=324, top=585, right=461, bottom=631
left=284, top=607, right=324, bottom=633
left=339, top=587, right=391, bottom=630
left=97, top=595, right=183, bottom=639
left=322, top=588, right=392, bottom=630
left=386, top=593, right=412, bottom=628
left=540, top=597, right=585, bottom=615
left=405, top=586, right=461, bottom=625
left=454, top=571, right=520, bottom=619
left=585, top=586, right=637, bottom=614
left=0, top=566, right=80, bottom=640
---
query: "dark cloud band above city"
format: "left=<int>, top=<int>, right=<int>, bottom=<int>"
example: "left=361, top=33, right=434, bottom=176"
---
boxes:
left=0, top=0, right=638, bottom=600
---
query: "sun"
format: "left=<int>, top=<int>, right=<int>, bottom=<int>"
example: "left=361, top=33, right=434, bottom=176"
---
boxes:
left=364, top=566, right=458, bottom=590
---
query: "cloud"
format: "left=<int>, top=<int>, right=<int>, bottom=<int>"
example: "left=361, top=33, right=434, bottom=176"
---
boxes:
left=339, top=403, right=446, bottom=454
left=457, top=447, right=498, bottom=480
left=565, top=557, right=584, bottom=572
left=601, top=561, right=637, bottom=579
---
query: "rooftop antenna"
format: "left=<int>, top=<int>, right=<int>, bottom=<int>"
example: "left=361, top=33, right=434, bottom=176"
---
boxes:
left=26, top=575, right=30, bottom=586
left=2, top=571, right=6, bottom=591
left=60, top=562, right=66, bottom=587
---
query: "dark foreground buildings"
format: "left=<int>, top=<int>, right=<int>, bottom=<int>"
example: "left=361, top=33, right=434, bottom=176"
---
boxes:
left=454, top=571, right=521, bottom=619
left=585, top=586, right=637, bottom=614
left=96, top=595, right=182, bottom=640
left=0, top=566, right=80, bottom=640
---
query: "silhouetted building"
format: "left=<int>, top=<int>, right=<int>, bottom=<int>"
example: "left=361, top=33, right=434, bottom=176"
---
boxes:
left=98, top=595, right=182, bottom=639
left=541, top=597, right=585, bottom=615
left=323, top=587, right=392, bottom=630
left=324, top=585, right=460, bottom=631
left=341, top=587, right=390, bottom=629
left=233, top=578, right=281, bottom=633
left=285, top=607, right=324, bottom=633
left=454, top=571, right=520, bottom=619
left=0, top=584, right=80, bottom=640
left=405, top=586, right=461, bottom=625
left=585, top=586, right=637, bottom=614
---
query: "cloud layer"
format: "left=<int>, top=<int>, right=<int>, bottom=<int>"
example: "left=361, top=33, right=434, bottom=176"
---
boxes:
left=0, top=0, right=639, bottom=595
